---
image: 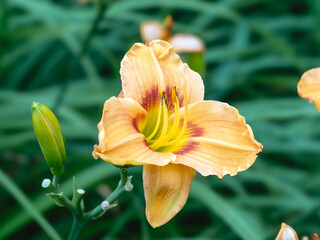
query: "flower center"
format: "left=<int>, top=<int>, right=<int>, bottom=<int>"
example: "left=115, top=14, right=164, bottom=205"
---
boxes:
left=139, top=84, right=189, bottom=153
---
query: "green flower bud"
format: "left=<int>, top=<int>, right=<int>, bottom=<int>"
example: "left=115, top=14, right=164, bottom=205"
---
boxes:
left=31, top=102, right=66, bottom=176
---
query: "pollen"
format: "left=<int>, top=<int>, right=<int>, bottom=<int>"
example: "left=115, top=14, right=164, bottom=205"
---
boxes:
left=140, top=84, right=189, bottom=153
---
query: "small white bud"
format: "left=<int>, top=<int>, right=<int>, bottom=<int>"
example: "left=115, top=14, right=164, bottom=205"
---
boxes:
left=124, top=182, right=133, bottom=192
left=77, top=189, right=85, bottom=195
left=101, top=200, right=110, bottom=210
left=41, top=179, right=51, bottom=188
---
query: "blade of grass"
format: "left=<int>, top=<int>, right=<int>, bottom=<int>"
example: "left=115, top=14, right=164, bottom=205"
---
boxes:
left=190, top=180, right=264, bottom=240
left=107, top=0, right=240, bottom=22
left=0, top=168, right=62, bottom=240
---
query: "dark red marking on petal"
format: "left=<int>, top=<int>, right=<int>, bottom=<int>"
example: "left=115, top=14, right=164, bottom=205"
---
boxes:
left=178, top=94, right=184, bottom=108
left=187, top=122, right=205, bottom=137
left=165, top=86, right=174, bottom=112
left=132, top=113, right=146, bottom=133
left=141, top=85, right=159, bottom=110
left=132, top=118, right=140, bottom=132
left=174, top=141, right=199, bottom=155
left=143, top=138, right=152, bottom=149
left=164, top=86, right=185, bottom=112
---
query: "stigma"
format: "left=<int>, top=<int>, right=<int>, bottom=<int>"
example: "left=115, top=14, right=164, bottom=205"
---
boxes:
left=141, top=84, right=189, bottom=152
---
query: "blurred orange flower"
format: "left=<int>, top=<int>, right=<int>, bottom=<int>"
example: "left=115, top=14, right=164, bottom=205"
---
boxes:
left=276, top=223, right=319, bottom=240
left=276, top=223, right=298, bottom=240
left=92, top=40, right=262, bottom=227
left=313, top=234, right=320, bottom=240
left=297, top=68, right=320, bottom=111
left=140, top=16, right=205, bottom=53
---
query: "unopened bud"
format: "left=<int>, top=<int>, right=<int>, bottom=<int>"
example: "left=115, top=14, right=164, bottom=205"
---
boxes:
left=124, top=181, right=133, bottom=192
left=101, top=200, right=110, bottom=210
left=77, top=189, right=85, bottom=195
left=41, top=179, right=51, bottom=188
left=31, top=102, right=66, bottom=176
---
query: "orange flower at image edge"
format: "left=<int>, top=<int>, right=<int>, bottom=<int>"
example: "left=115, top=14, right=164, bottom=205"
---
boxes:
left=298, top=68, right=320, bottom=111
left=92, top=40, right=262, bottom=227
left=275, top=223, right=319, bottom=240
left=276, top=223, right=299, bottom=240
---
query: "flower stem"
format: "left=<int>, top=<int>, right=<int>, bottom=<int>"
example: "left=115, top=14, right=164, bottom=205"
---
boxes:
left=68, top=217, right=83, bottom=240
left=50, top=167, right=131, bottom=239
left=83, top=167, right=129, bottom=223
left=52, top=175, right=78, bottom=216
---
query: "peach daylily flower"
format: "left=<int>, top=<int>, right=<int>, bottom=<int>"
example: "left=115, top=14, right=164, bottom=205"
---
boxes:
left=297, top=68, right=320, bottom=112
left=140, top=16, right=205, bottom=53
left=92, top=40, right=262, bottom=227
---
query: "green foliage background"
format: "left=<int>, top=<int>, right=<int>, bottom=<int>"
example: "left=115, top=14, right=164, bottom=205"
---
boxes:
left=1, top=0, right=320, bottom=239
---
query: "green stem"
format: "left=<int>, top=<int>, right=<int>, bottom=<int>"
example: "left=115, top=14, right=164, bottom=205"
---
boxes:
left=83, top=168, right=129, bottom=223
left=68, top=217, right=83, bottom=240
left=52, top=175, right=78, bottom=217
left=51, top=167, right=130, bottom=240
left=52, top=175, right=84, bottom=239
left=52, top=175, right=60, bottom=191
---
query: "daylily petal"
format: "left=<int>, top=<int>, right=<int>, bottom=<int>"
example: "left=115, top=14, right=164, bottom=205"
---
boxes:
left=140, top=21, right=163, bottom=43
left=275, top=223, right=298, bottom=240
left=120, top=40, right=204, bottom=111
left=143, top=163, right=195, bottom=227
left=92, top=97, right=175, bottom=166
left=118, top=90, right=124, bottom=98
left=297, top=68, right=320, bottom=111
left=170, top=34, right=205, bottom=53
left=173, top=101, right=262, bottom=178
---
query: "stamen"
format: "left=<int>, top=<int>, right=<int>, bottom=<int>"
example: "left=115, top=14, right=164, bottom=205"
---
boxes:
left=143, top=84, right=189, bottom=152
left=146, top=94, right=163, bottom=141
left=171, top=86, right=177, bottom=105
left=163, top=83, right=188, bottom=146
left=149, top=94, right=169, bottom=150
left=162, top=87, right=180, bottom=143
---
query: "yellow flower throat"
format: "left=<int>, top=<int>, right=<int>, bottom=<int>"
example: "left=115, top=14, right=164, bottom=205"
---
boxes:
left=139, top=84, right=189, bottom=153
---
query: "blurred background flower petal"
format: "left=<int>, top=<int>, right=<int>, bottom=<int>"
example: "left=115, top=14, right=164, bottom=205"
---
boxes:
left=297, top=68, right=320, bottom=112
left=140, top=22, right=163, bottom=43
left=170, top=34, right=205, bottom=53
